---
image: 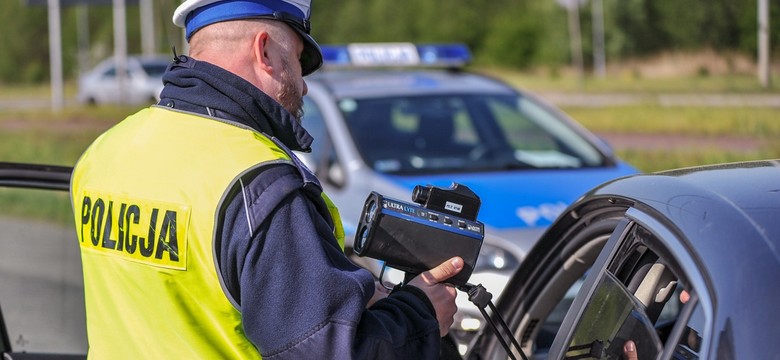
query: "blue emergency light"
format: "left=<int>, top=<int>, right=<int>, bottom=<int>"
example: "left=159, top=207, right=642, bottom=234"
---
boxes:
left=320, top=43, right=472, bottom=68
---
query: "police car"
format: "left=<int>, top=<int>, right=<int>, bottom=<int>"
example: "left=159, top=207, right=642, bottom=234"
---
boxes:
left=296, top=43, right=639, bottom=344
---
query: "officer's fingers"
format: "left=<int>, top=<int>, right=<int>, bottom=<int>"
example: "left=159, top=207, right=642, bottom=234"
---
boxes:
left=680, top=290, right=690, bottom=304
left=623, top=340, right=638, bottom=360
left=418, top=257, right=463, bottom=285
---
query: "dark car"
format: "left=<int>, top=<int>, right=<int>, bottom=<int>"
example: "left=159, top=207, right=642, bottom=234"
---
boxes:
left=459, top=159, right=780, bottom=359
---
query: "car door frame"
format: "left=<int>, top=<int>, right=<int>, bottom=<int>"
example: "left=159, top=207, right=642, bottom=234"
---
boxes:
left=464, top=195, right=633, bottom=359
left=465, top=191, right=714, bottom=360
left=547, top=206, right=713, bottom=359
left=0, top=162, right=79, bottom=359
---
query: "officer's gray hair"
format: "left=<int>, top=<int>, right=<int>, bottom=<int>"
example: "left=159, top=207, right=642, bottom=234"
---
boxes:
left=189, top=18, right=296, bottom=58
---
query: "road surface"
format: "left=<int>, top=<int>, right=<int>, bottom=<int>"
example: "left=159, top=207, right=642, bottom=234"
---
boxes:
left=0, top=216, right=87, bottom=354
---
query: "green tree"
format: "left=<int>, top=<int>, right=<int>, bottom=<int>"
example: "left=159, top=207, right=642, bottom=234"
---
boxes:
left=612, top=0, right=670, bottom=56
left=480, top=1, right=544, bottom=68
left=0, top=1, right=49, bottom=83
left=1, top=0, right=777, bottom=84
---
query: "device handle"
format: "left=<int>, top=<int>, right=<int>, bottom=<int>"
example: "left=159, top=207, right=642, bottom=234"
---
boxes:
left=459, top=283, right=529, bottom=360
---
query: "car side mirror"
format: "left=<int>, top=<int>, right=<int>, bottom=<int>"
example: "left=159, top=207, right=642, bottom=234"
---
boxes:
left=296, top=152, right=317, bottom=173
left=325, top=161, right=346, bottom=188
left=295, top=152, right=346, bottom=188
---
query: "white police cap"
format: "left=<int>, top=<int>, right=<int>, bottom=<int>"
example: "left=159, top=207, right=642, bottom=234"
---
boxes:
left=173, top=0, right=322, bottom=75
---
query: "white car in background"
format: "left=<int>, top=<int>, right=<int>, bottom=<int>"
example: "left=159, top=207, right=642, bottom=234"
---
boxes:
left=77, top=55, right=170, bottom=106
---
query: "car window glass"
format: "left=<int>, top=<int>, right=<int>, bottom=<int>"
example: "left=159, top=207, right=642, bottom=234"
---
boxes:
left=535, top=273, right=587, bottom=351
left=303, top=98, right=329, bottom=155
left=564, top=272, right=663, bottom=359
left=103, top=67, right=130, bottom=78
left=341, top=94, right=606, bottom=175
left=673, top=301, right=704, bottom=359
left=487, top=97, right=556, bottom=151
left=302, top=98, right=340, bottom=182
left=142, top=63, right=169, bottom=77
left=0, top=187, right=87, bottom=354
left=513, top=96, right=603, bottom=167
left=561, top=223, right=701, bottom=359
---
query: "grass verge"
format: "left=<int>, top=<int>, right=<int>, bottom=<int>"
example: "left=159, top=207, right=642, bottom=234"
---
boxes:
left=559, top=105, right=780, bottom=172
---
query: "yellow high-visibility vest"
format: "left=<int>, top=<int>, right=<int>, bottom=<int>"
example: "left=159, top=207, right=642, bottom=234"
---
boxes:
left=71, top=106, right=344, bottom=359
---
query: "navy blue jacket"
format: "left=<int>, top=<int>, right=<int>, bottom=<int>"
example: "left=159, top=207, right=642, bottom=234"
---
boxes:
left=158, top=56, right=442, bottom=359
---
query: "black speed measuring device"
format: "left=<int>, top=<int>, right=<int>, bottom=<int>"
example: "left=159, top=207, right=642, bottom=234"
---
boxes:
left=355, top=183, right=529, bottom=360
left=354, top=183, right=484, bottom=287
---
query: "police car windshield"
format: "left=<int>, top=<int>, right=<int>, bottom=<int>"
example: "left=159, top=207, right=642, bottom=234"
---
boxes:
left=341, top=93, right=606, bottom=175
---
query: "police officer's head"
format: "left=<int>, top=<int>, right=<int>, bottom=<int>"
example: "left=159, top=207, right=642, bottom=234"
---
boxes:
left=173, top=0, right=320, bottom=119
left=173, top=0, right=322, bottom=76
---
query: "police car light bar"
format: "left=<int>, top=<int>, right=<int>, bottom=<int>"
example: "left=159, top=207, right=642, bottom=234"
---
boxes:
left=320, top=43, right=472, bottom=68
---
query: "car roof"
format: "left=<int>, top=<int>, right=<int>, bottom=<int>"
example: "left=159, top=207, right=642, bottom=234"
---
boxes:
left=588, top=159, right=780, bottom=331
left=307, top=68, right=518, bottom=99
left=593, top=160, right=780, bottom=254
left=656, top=160, right=780, bottom=238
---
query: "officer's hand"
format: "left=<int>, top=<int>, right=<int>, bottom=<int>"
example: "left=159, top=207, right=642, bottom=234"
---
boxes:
left=367, top=279, right=391, bottom=308
left=623, top=340, right=638, bottom=360
left=621, top=290, right=690, bottom=360
left=407, top=257, right=463, bottom=337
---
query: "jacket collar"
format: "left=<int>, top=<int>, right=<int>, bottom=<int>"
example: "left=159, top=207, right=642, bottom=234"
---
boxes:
left=158, top=55, right=313, bottom=152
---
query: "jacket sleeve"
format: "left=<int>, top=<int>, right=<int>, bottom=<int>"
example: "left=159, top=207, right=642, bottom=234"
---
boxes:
left=215, top=164, right=442, bottom=359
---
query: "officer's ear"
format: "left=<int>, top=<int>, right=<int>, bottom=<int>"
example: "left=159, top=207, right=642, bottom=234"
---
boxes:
left=253, top=31, right=274, bottom=74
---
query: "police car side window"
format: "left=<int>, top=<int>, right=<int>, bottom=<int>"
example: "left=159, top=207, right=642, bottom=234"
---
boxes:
left=303, top=98, right=327, bottom=148
left=302, top=98, right=339, bottom=179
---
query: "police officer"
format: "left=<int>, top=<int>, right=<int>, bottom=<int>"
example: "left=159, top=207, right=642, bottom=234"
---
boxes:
left=70, top=0, right=462, bottom=359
